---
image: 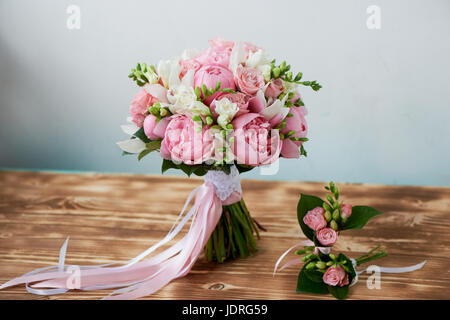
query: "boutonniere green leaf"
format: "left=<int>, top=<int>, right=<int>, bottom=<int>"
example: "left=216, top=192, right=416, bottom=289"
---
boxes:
left=340, top=206, right=383, bottom=230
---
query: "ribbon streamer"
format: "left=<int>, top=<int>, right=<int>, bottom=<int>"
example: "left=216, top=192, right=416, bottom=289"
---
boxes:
left=349, top=258, right=427, bottom=287
left=0, top=167, right=243, bottom=299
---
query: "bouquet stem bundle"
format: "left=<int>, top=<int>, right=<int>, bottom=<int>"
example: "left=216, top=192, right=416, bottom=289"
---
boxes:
left=204, top=198, right=261, bottom=263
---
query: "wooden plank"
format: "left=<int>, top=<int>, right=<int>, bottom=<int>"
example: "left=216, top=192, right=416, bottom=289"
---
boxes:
left=0, top=170, right=448, bottom=300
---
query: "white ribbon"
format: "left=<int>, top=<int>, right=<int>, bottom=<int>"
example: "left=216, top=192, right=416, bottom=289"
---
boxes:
left=349, top=258, right=427, bottom=287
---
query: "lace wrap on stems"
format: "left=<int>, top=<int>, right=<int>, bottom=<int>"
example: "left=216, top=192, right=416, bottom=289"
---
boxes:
left=204, top=165, right=242, bottom=202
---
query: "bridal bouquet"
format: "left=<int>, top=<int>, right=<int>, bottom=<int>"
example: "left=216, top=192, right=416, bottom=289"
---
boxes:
left=0, top=39, right=321, bottom=300
left=274, top=182, right=426, bottom=300
left=118, top=38, right=321, bottom=264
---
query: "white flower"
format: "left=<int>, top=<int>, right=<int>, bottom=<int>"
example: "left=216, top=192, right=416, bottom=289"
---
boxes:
left=145, top=67, right=160, bottom=85
left=229, top=41, right=246, bottom=76
left=246, top=49, right=272, bottom=81
left=246, top=49, right=269, bottom=68
left=259, top=64, right=272, bottom=82
left=214, top=98, right=239, bottom=128
left=282, top=80, right=299, bottom=93
left=167, top=85, right=210, bottom=116
left=157, top=58, right=182, bottom=89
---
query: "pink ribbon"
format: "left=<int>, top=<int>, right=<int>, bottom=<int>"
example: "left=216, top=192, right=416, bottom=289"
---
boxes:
left=273, top=240, right=330, bottom=276
left=0, top=181, right=227, bottom=299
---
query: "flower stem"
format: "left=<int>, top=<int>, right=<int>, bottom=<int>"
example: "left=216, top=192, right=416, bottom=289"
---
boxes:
left=355, top=246, right=388, bottom=266
left=204, top=197, right=260, bottom=263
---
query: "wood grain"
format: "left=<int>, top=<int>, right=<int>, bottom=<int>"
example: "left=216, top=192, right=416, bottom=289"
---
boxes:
left=0, top=170, right=448, bottom=300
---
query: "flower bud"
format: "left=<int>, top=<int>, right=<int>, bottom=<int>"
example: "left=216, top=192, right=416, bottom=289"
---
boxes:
left=272, top=67, right=281, bottom=78
left=330, top=220, right=339, bottom=231
left=326, top=261, right=333, bottom=266
left=149, top=106, right=160, bottom=117
left=316, top=261, right=326, bottom=269
left=324, top=211, right=332, bottom=222
left=329, top=254, right=336, bottom=261
left=306, top=262, right=316, bottom=270
left=326, top=195, right=333, bottom=203
left=322, top=202, right=331, bottom=211
left=332, top=209, right=340, bottom=221
left=206, top=116, right=213, bottom=125
left=305, top=253, right=314, bottom=260
left=160, top=108, right=168, bottom=117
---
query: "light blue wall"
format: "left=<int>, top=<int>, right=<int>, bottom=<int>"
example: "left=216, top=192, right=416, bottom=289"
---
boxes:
left=1, top=0, right=449, bottom=186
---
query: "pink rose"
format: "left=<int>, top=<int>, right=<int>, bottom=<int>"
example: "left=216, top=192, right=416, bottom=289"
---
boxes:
left=303, top=207, right=327, bottom=231
left=194, top=64, right=236, bottom=105
left=211, top=92, right=250, bottom=118
left=323, top=265, right=349, bottom=287
left=160, top=115, right=214, bottom=165
left=235, top=65, right=265, bottom=96
left=341, top=204, right=352, bottom=218
left=129, top=89, right=158, bottom=127
left=197, top=47, right=231, bottom=68
left=265, top=78, right=284, bottom=99
left=143, top=115, right=170, bottom=140
left=231, top=113, right=281, bottom=166
left=280, top=95, right=308, bottom=158
left=316, top=228, right=338, bottom=246
left=179, top=59, right=201, bottom=79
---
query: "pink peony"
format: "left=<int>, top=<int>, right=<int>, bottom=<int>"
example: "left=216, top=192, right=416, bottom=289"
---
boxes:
left=235, top=65, right=265, bottom=96
left=243, top=42, right=261, bottom=55
left=179, top=59, right=201, bottom=79
left=231, top=113, right=281, bottom=166
left=160, top=115, right=214, bottom=165
left=280, top=94, right=308, bottom=158
left=143, top=115, right=170, bottom=140
left=316, top=228, right=338, bottom=246
left=129, top=89, right=158, bottom=127
left=323, top=265, right=349, bottom=287
left=211, top=92, right=250, bottom=118
left=209, top=38, right=234, bottom=51
left=265, top=78, right=284, bottom=99
left=194, top=64, right=236, bottom=105
left=341, top=204, right=353, bottom=218
left=303, top=207, right=327, bottom=231
left=197, top=47, right=231, bottom=68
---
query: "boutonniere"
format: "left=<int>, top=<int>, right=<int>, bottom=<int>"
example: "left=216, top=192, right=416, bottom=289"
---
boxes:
left=275, top=182, right=426, bottom=300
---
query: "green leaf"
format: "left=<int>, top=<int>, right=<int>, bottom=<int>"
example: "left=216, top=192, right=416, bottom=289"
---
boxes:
left=304, top=269, right=324, bottom=283
left=161, top=159, right=177, bottom=174
left=297, top=194, right=325, bottom=241
left=296, top=264, right=328, bottom=295
left=133, top=127, right=150, bottom=143
left=235, top=163, right=254, bottom=174
left=146, top=139, right=162, bottom=151
left=327, top=284, right=349, bottom=300
left=341, top=206, right=383, bottom=230
left=138, top=149, right=151, bottom=161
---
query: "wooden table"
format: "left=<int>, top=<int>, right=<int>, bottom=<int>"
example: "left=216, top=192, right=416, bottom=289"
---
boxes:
left=0, top=170, right=448, bottom=300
